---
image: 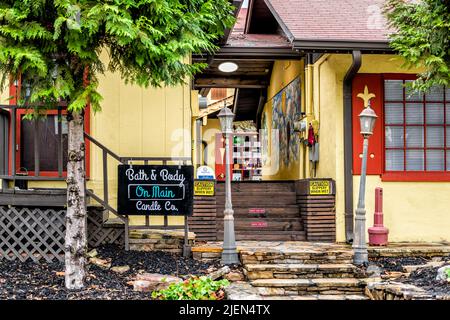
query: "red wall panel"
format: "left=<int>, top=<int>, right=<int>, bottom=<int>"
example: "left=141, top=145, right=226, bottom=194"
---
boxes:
left=352, top=74, right=383, bottom=175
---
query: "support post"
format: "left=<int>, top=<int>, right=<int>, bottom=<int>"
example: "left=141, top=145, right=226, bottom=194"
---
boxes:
left=57, top=107, right=63, bottom=178
left=221, top=132, right=239, bottom=265
left=183, top=215, right=191, bottom=258
left=353, top=137, right=369, bottom=265
left=11, top=107, right=16, bottom=177
left=102, top=149, right=108, bottom=221
left=34, top=119, right=40, bottom=176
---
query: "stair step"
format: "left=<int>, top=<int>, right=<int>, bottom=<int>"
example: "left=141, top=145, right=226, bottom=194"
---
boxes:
left=216, top=206, right=300, bottom=217
left=216, top=182, right=296, bottom=193
left=245, top=263, right=358, bottom=279
left=217, top=219, right=303, bottom=232
left=217, top=231, right=306, bottom=241
left=251, top=278, right=362, bottom=288
left=251, top=278, right=365, bottom=295
left=241, top=250, right=353, bottom=265
left=216, top=196, right=297, bottom=205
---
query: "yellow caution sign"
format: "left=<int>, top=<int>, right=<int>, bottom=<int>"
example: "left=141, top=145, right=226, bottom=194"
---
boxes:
left=194, top=180, right=215, bottom=196
left=309, top=180, right=330, bottom=195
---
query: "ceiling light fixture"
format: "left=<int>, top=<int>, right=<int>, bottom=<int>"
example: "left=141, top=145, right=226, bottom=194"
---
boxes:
left=218, top=61, right=238, bottom=73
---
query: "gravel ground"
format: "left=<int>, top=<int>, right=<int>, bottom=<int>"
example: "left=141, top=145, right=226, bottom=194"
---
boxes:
left=0, top=245, right=218, bottom=300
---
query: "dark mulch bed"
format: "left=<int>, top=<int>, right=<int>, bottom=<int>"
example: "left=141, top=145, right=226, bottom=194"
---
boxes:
left=369, top=255, right=450, bottom=296
left=0, top=244, right=218, bottom=300
left=404, top=265, right=450, bottom=296
left=370, top=256, right=430, bottom=272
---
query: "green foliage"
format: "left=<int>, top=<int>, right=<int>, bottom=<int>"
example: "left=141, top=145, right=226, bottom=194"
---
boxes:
left=446, top=268, right=450, bottom=280
left=0, top=0, right=236, bottom=114
left=384, top=0, right=450, bottom=92
left=151, top=276, right=229, bottom=300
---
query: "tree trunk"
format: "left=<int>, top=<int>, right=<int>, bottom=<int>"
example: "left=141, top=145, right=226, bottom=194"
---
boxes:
left=65, top=111, right=87, bottom=290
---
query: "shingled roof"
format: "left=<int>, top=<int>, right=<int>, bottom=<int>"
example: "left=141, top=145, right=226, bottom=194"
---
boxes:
left=262, top=0, right=393, bottom=51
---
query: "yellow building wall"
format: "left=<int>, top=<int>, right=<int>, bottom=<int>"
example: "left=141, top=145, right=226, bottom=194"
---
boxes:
left=201, top=119, right=222, bottom=170
left=1, top=52, right=193, bottom=227
left=315, top=54, right=450, bottom=242
left=261, top=60, right=306, bottom=180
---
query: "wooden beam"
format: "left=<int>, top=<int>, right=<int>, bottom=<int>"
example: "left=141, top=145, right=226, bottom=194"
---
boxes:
left=200, top=88, right=211, bottom=97
left=194, top=77, right=268, bottom=89
left=233, top=88, right=240, bottom=114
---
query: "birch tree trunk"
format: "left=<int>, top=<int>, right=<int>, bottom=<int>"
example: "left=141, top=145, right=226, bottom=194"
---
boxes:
left=65, top=111, right=87, bottom=290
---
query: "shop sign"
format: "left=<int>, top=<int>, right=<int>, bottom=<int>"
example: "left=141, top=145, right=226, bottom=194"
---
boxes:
left=196, top=166, right=215, bottom=180
left=118, top=165, right=193, bottom=216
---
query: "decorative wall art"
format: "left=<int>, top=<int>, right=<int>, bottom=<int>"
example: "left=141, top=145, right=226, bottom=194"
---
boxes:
left=271, top=76, right=302, bottom=167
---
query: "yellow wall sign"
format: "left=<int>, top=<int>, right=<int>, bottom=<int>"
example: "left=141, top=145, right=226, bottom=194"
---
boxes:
left=309, top=180, right=331, bottom=195
left=194, top=180, right=215, bottom=196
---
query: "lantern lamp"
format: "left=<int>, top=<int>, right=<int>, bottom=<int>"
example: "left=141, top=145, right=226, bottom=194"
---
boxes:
left=218, top=107, right=235, bottom=134
left=359, top=102, right=378, bottom=137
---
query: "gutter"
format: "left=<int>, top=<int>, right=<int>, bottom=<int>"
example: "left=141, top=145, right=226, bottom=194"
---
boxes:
left=343, top=50, right=362, bottom=243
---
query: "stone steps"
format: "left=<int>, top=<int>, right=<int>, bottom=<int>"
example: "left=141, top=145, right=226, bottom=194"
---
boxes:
left=240, top=249, right=353, bottom=265
left=251, top=278, right=366, bottom=296
left=245, top=263, right=359, bottom=280
left=224, top=282, right=368, bottom=300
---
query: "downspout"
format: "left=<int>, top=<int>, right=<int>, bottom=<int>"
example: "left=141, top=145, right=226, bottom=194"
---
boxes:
left=195, top=118, right=203, bottom=168
left=343, top=50, right=362, bottom=243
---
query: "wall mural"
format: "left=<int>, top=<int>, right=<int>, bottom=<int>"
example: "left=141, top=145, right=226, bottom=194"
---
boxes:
left=271, top=91, right=285, bottom=166
left=271, top=76, right=302, bottom=167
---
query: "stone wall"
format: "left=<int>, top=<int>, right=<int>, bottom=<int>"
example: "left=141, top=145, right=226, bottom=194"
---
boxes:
left=365, top=281, right=450, bottom=300
left=129, top=229, right=195, bottom=254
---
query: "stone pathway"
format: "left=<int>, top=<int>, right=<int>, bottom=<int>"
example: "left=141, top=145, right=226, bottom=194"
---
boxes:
left=194, top=241, right=450, bottom=300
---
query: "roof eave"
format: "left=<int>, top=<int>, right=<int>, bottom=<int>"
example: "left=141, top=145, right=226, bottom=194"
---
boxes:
left=292, top=39, right=393, bottom=53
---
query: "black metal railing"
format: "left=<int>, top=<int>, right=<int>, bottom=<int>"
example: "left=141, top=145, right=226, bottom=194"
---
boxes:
left=84, top=132, right=191, bottom=251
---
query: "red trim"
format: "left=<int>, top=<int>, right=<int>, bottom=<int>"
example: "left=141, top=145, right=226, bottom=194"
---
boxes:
left=84, top=105, right=91, bottom=179
left=352, top=74, right=383, bottom=175
left=381, top=172, right=450, bottom=182
left=8, top=80, right=91, bottom=178
left=382, top=73, right=417, bottom=80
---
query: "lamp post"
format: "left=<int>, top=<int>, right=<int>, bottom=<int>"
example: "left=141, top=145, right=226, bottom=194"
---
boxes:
left=217, top=106, right=240, bottom=265
left=353, top=101, right=378, bottom=265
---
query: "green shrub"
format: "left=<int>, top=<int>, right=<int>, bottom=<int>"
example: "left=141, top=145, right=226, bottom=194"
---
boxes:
left=445, top=268, right=450, bottom=280
left=151, top=276, right=229, bottom=300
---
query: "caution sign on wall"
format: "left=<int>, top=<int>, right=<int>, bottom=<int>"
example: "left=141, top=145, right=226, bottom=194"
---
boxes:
left=194, top=180, right=215, bottom=196
left=309, top=180, right=331, bottom=195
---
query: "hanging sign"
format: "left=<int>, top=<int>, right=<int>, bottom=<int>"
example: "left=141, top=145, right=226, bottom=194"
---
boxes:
left=196, top=166, right=215, bottom=180
left=194, top=180, right=215, bottom=196
left=117, top=165, right=193, bottom=216
left=309, top=180, right=331, bottom=195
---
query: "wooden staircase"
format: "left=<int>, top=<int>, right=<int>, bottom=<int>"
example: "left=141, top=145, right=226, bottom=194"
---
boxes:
left=215, top=181, right=306, bottom=241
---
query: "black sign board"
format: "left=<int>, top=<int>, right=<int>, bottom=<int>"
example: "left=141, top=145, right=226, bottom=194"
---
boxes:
left=117, top=165, right=194, bottom=216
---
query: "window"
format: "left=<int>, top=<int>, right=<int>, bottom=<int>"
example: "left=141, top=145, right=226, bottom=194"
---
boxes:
left=383, top=77, right=450, bottom=176
left=20, top=113, right=68, bottom=172
left=8, top=80, right=90, bottom=178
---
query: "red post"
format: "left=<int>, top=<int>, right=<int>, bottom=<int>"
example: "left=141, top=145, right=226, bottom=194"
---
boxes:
left=368, top=187, right=389, bottom=246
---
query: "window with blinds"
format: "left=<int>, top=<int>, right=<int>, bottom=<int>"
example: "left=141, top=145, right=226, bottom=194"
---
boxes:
left=384, top=79, right=450, bottom=172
